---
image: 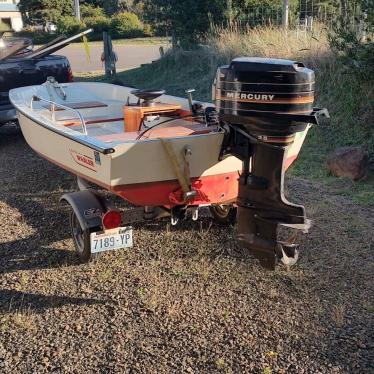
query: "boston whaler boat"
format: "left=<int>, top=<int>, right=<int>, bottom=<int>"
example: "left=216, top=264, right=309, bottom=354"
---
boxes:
left=10, top=58, right=328, bottom=269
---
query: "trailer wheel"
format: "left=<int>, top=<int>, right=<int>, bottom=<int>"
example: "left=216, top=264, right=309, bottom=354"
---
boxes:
left=209, top=205, right=237, bottom=225
left=69, top=210, right=95, bottom=262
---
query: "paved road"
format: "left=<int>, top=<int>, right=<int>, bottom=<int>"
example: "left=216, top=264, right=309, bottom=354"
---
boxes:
left=55, top=44, right=164, bottom=73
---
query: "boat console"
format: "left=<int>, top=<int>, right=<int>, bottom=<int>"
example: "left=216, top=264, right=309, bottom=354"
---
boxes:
left=123, top=89, right=183, bottom=132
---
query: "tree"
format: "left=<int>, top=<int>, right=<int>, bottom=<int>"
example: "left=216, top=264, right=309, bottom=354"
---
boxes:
left=329, top=0, right=373, bottom=75
left=143, top=0, right=229, bottom=47
left=81, top=0, right=106, bottom=7
left=18, top=0, right=73, bottom=24
left=80, top=3, right=105, bottom=18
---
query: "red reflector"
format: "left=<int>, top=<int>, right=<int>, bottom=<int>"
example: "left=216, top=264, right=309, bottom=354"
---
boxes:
left=102, top=210, right=121, bottom=230
left=67, top=66, right=74, bottom=82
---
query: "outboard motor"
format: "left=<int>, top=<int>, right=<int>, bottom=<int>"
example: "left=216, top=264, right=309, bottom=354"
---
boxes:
left=215, top=57, right=328, bottom=269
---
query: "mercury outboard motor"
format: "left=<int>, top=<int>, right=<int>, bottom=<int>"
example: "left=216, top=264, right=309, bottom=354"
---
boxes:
left=215, top=57, right=329, bottom=269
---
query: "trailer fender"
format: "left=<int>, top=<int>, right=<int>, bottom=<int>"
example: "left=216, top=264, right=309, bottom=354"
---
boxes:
left=60, top=190, right=108, bottom=231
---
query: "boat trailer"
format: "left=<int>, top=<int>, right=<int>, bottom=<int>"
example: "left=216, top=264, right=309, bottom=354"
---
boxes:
left=61, top=57, right=328, bottom=269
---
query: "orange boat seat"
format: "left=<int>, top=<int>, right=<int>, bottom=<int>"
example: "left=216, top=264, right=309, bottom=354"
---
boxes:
left=97, top=124, right=216, bottom=143
left=59, top=116, right=123, bottom=127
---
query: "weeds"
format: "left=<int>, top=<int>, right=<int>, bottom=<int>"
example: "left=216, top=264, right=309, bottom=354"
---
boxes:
left=332, top=304, right=346, bottom=327
left=262, top=366, right=272, bottom=374
left=215, top=358, right=227, bottom=371
left=208, top=23, right=329, bottom=67
left=1, top=309, right=37, bottom=333
left=97, top=269, right=113, bottom=282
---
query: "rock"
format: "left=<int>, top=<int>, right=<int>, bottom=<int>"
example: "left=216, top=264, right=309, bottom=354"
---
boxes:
left=326, top=146, right=369, bottom=181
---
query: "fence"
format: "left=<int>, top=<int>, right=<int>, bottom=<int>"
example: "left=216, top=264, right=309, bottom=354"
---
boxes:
left=236, top=1, right=368, bottom=35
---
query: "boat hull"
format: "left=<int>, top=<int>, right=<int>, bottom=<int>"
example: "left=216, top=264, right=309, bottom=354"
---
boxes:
left=17, top=112, right=242, bottom=206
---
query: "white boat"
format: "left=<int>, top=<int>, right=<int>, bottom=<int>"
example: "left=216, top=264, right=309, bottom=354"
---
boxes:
left=9, top=80, right=309, bottom=207
left=10, top=80, right=244, bottom=206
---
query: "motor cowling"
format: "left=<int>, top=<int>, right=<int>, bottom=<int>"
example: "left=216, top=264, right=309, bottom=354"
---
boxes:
left=214, top=57, right=315, bottom=122
left=215, top=57, right=328, bottom=269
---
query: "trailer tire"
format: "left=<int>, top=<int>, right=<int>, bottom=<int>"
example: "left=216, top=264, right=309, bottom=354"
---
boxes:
left=69, top=209, right=98, bottom=263
left=209, top=205, right=237, bottom=225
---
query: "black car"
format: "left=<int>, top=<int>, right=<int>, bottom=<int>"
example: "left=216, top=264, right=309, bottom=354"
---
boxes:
left=0, top=30, right=91, bottom=126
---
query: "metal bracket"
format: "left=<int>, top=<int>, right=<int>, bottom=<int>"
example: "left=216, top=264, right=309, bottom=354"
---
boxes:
left=171, top=216, right=179, bottom=226
left=77, top=177, right=91, bottom=191
left=191, top=207, right=199, bottom=221
left=46, top=76, right=67, bottom=101
left=185, top=88, right=196, bottom=114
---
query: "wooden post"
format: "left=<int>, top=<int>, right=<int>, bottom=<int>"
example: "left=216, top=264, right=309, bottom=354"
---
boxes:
left=103, top=32, right=116, bottom=78
left=307, top=16, right=313, bottom=32
left=282, top=0, right=290, bottom=28
left=171, top=30, right=177, bottom=50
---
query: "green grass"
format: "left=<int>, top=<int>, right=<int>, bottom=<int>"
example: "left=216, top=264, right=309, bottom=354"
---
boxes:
left=75, top=26, right=374, bottom=207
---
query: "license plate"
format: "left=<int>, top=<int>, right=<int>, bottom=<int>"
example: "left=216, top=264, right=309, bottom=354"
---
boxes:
left=90, top=227, right=133, bottom=254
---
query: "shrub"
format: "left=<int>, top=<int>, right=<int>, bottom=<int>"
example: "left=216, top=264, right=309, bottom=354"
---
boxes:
left=110, top=12, right=144, bottom=38
left=143, top=24, right=154, bottom=37
left=57, top=16, right=86, bottom=36
left=85, top=16, right=111, bottom=38
left=328, top=2, right=373, bottom=78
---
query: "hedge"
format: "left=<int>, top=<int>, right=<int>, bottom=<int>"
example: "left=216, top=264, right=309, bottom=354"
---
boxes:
left=14, top=12, right=152, bottom=43
left=110, top=12, right=144, bottom=38
left=56, top=12, right=147, bottom=40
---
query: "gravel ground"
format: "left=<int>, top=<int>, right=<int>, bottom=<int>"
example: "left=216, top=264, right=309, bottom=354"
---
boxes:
left=0, top=125, right=373, bottom=373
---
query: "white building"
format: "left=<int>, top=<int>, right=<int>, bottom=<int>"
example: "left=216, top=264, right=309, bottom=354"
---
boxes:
left=0, top=0, right=23, bottom=32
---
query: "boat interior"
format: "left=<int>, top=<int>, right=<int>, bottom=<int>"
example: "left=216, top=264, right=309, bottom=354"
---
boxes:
left=13, top=82, right=219, bottom=146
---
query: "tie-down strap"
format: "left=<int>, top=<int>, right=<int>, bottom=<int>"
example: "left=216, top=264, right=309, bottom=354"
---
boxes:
left=160, top=139, right=197, bottom=203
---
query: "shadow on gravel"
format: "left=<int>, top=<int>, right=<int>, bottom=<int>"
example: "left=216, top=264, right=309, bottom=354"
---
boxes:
left=0, top=123, right=22, bottom=139
left=0, top=192, right=76, bottom=275
left=0, top=241, right=77, bottom=275
left=0, top=289, right=105, bottom=314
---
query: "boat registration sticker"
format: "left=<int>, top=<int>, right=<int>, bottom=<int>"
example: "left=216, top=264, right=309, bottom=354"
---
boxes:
left=90, top=227, right=133, bottom=253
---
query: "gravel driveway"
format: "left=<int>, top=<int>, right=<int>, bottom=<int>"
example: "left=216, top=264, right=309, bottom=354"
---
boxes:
left=0, top=126, right=373, bottom=373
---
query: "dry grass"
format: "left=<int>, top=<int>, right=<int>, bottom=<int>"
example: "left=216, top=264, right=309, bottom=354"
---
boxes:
left=208, top=23, right=330, bottom=68
left=332, top=304, right=346, bottom=327
left=1, top=308, right=37, bottom=333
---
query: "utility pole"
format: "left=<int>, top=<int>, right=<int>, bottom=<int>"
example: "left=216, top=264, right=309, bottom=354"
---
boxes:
left=282, top=0, right=289, bottom=28
left=74, top=0, right=81, bottom=21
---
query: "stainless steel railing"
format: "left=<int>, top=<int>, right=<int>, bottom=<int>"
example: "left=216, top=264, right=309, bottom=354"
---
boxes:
left=30, top=95, right=87, bottom=135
